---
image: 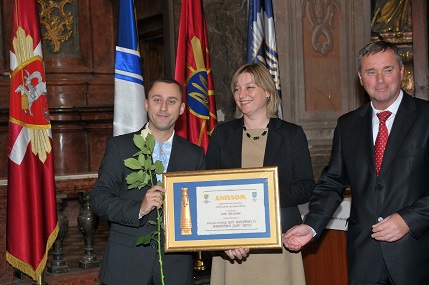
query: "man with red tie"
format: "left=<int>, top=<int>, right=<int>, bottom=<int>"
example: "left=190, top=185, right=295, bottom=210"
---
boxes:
left=283, top=41, right=429, bottom=285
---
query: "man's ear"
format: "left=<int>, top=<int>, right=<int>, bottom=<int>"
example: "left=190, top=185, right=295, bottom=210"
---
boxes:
left=179, top=102, right=185, bottom=115
left=400, top=64, right=405, bottom=80
left=144, top=99, right=149, bottom=112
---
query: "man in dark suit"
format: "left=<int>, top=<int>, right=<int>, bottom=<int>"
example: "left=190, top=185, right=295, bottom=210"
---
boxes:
left=283, top=41, right=429, bottom=285
left=90, top=78, right=206, bottom=285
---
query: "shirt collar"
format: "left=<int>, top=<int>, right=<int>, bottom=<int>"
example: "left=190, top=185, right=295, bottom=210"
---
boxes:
left=145, top=123, right=175, bottom=143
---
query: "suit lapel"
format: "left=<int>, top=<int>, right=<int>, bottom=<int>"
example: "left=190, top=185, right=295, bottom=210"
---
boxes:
left=166, top=134, right=183, bottom=172
left=263, top=119, right=282, bottom=166
left=379, top=95, right=417, bottom=177
left=357, top=105, right=376, bottom=176
left=226, top=120, right=244, bottom=168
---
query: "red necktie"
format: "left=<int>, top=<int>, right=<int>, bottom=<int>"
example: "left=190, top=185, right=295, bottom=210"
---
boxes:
left=374, top=111, right=392, bottom=176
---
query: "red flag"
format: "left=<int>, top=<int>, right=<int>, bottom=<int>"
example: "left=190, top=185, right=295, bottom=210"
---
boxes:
left=174, top=0, right=217, bottom=152
left=6, top=0, right=58, bottom=280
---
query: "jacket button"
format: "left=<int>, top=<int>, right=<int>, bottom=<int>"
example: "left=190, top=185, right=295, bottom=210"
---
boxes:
left=375, top=185, right=383, bottom=191
left=377, top=217, right=384, bottom=222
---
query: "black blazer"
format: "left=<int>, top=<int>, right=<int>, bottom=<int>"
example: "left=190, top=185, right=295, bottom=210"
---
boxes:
left=90, top=128, right=206, bottom=285
left=305, top=94, right=429, bottom=284
left=206, top=117, right=315, bottom=232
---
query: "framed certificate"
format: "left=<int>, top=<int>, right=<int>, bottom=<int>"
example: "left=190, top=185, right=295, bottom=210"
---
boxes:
left=163, top=167, right=281, bottom=252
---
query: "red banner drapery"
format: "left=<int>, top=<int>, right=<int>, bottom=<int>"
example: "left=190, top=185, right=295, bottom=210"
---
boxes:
left=6, top=0, right=58, bottom=280
left=174, top=0, right=217, bottom=152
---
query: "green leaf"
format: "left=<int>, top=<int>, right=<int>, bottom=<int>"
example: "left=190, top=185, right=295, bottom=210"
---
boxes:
left=133, top=150, right=144, bottom=157
left=143, top=157, right=152, bottom=170
left=148, top=220, right=157, bottom=226
left=142, top=172, right=150, bottom=185
left=124, top=158, right=142, bottom=170
left=126, top=172, right=142, bottom=185
left=127, top=184, right=135, bottom=190
left=133, top=134, right=146, bottom=151
left=127, top=182, right=140, bottom=189
left=138, top=154, right=146, bottom=166
left=156, top=180, right=164, bottom=186
left=146, top=134, right=155, bottom=152
left=136, top=233, right=152, bottom=246
left=154, top=160, right=164, bottom=174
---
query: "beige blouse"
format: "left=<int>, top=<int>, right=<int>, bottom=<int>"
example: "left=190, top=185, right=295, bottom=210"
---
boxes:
left=241, top=128, right=268, bottom=167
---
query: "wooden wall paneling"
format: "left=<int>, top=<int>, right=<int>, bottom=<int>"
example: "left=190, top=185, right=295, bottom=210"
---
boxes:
left=90, top=0, right=115, bottom=74
left=46, top=74, right=90, bottom=107
left=50, top=108, right=91, bottom=175
left=138, top=8, right=165, bottom=89
left=85, top=0, right=115, bottom=106
left=0, top=182, right=10, bottom=283
left=80, top=107, right=114, bottom=172
left=163, top=0, right=176, bottom=78
left=141, top=40, right=165, bottom=90
left=88, top=127, right=113, bottom=172
left=0, top=2, right=5, bottom=70
left=0, top=1, right=13, bottom=109
left=0, top=79, right=9, bottom=108
left=87, top=74, right=114, bottom=106
left=302, top=230, right=348, bottom=285
left=0, top=1, right=4, bottom=72
left=49, top=106, right=114, bottom=175
left=2, top=0, right=13, bottom=75
left=0, top=110, right=7, bottom=178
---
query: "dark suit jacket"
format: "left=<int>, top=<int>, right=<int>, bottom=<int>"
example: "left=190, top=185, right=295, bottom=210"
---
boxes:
left=305, top=94, right=429, bottom=284
left=90, top=129, right=206, bottom=285
left=206, top=118, right=315, bottom=232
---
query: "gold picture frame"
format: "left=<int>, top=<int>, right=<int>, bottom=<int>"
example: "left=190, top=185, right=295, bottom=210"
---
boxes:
left=163, top=166, right=281, bottom=252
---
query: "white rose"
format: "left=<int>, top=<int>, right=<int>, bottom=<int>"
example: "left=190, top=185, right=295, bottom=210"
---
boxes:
left=141, top=129, right=151, bottom=140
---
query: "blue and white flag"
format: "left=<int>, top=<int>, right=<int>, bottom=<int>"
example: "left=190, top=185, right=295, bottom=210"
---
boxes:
left=248, top=0, right=282, bottom=118
left=114, top=0, right=146, bottom=136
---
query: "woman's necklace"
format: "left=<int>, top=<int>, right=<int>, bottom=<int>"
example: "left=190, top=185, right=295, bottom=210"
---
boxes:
left=243, top=123, right=269, bottom=140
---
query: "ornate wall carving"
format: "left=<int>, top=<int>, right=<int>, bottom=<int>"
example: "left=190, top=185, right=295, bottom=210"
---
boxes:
left=303, top=0, right=340, bottom=55
left=39, top=0, right=77, bottom=54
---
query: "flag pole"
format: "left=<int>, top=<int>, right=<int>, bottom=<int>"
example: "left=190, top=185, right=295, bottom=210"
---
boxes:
left=34, top=273, right=47, bottom=285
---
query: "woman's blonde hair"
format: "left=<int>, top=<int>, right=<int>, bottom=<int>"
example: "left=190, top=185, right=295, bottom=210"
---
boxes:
left=230, top=63, right=279, bottom=119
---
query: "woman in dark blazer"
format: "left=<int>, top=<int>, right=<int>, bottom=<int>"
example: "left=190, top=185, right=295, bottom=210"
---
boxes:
left=206, top=63, right=315, bottom=285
